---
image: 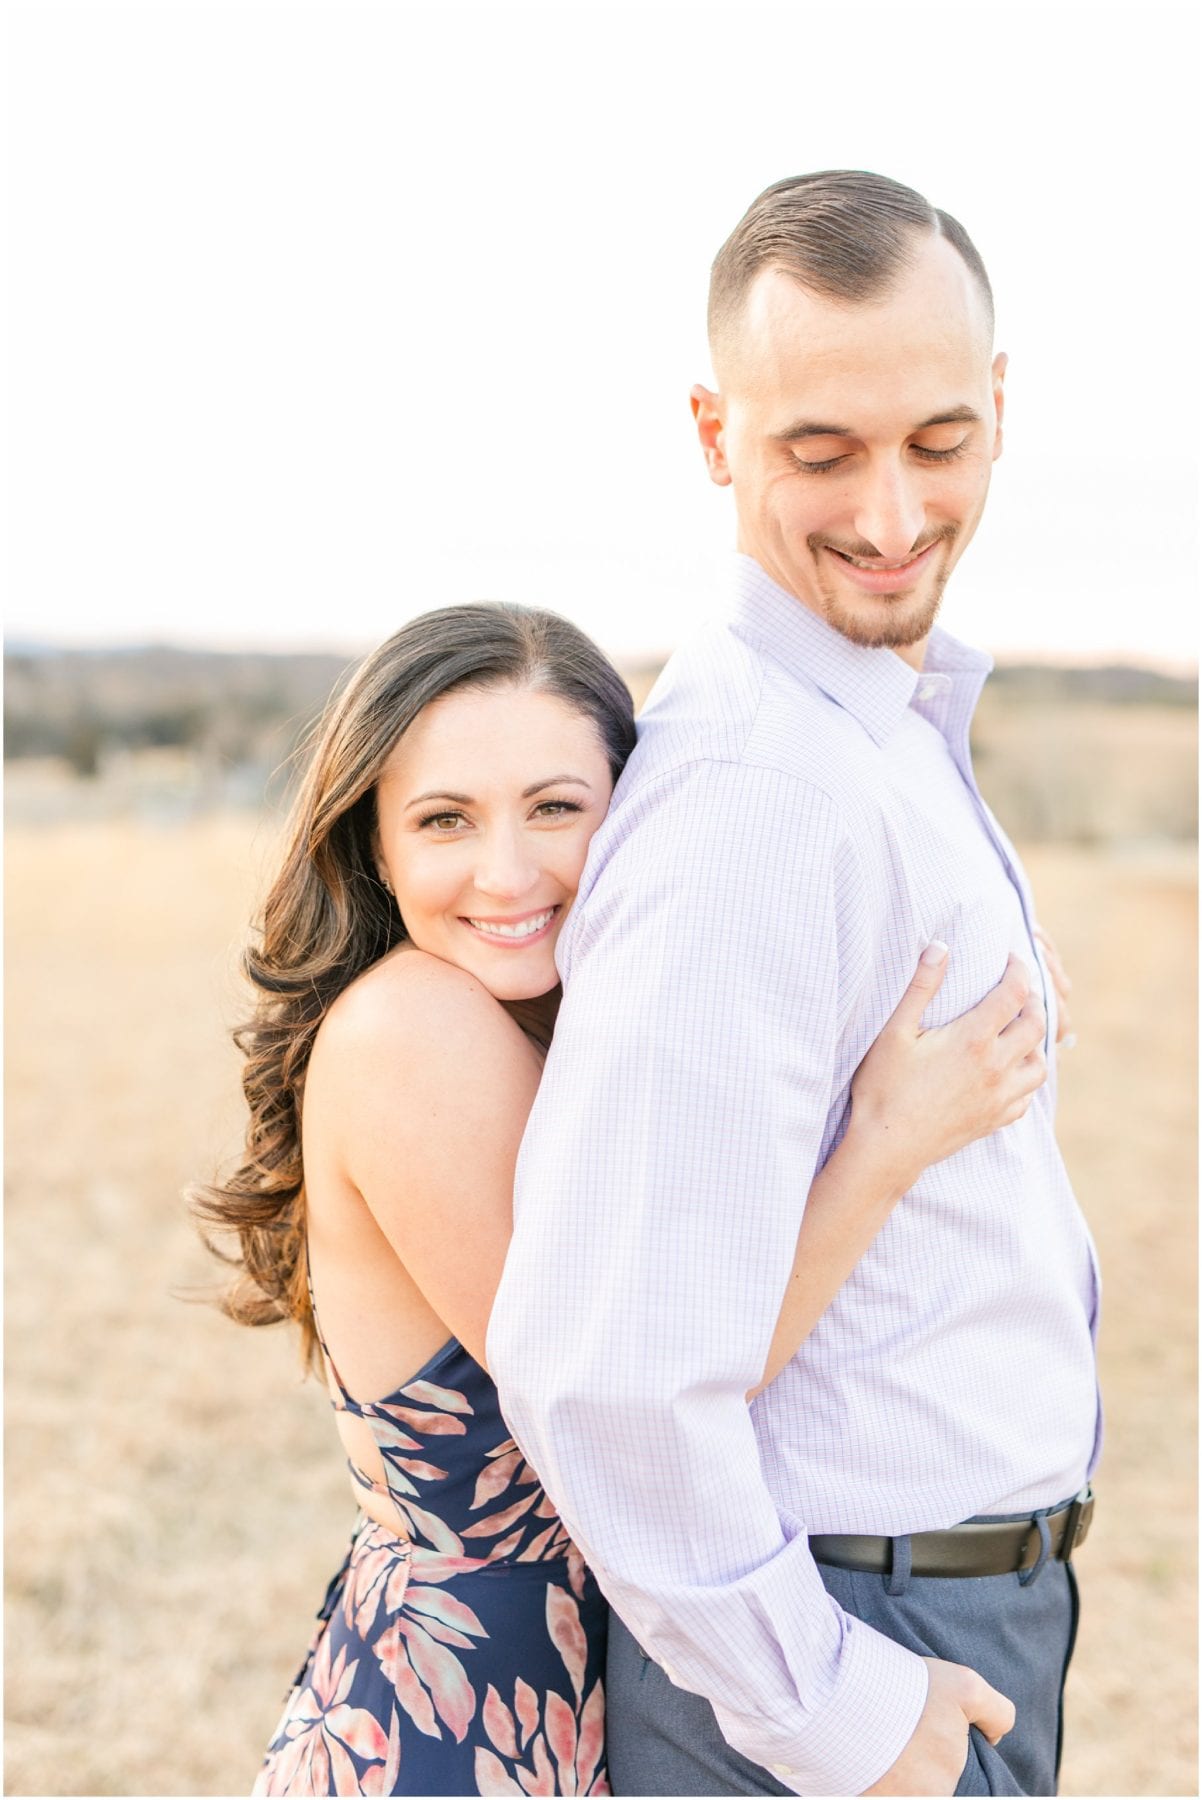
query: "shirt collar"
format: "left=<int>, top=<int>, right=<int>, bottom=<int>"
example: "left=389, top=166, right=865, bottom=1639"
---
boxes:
left=724, top=554, right=992, bottom=747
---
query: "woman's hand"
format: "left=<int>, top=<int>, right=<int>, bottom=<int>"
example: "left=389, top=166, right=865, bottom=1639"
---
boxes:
left=752, top=945, right=1048, bottom=1396
left=846, top=944, right=1047, bottom=1197
left=1033, top=924, right=1075, bottom=1046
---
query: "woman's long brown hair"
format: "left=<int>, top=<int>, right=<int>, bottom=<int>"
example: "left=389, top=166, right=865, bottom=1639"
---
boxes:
left=192, top=603, right=637, bottom=1368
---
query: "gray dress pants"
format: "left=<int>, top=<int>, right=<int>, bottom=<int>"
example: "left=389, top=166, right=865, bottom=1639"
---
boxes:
left=606, top=1534, right=1080, bottom=1797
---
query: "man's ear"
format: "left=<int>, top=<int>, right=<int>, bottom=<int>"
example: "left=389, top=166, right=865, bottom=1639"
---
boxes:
left=690, top=384, right=732, bottom=487
left=991, top=352, right=1008, bottom=463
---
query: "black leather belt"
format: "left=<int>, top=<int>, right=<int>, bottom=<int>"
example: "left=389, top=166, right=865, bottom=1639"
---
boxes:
left=809, top=1485, right=1094, bottom=1578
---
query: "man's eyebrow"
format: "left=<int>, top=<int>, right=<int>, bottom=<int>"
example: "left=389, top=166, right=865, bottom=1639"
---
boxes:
left=772, top=404, right=983, bottom=443
left=404, top=776, right=594, bottom=810
left=914, top=405, right=983, bottom=429
left=772, top=420, right=855, bottom=443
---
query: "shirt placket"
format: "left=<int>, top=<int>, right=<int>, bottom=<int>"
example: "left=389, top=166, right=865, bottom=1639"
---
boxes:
left=929, top=674, right=1055, bottom=1056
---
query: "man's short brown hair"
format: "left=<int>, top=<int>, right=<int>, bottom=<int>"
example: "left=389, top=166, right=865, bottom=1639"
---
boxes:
left=708, top=170, right=993, bottom=366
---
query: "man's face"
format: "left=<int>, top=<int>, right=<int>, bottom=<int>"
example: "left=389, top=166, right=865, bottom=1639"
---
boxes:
left=693, top=234, right=1006, bottom=667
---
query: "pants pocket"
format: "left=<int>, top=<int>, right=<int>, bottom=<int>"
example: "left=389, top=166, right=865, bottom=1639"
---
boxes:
left=954, top=1727, right=990, bottom=1796
left=955, top=1725, right=1027, bottom=1795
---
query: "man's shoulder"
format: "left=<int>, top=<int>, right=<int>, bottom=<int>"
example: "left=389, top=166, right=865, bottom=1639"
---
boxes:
left=620, top=619, right=876, bottom=802
left=625, top=619, right=765, bottom=772
left=574, top=625, right=880, bottom=900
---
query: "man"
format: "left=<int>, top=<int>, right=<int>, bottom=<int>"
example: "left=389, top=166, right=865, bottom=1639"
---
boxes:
left=487, top=171, right=1100, bottom=1797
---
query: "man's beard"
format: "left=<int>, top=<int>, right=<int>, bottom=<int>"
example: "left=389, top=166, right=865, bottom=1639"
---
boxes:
left=809, top=526, right=956, bottom=649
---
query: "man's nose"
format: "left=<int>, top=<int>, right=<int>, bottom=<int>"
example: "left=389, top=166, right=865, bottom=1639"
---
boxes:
left=473, top=829, right=539, bottom=899
left=853, top=461, right=926, bottom=562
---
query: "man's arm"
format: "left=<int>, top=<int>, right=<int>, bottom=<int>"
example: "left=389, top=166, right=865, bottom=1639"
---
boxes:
left=488, top=759, right=932, bottom=1794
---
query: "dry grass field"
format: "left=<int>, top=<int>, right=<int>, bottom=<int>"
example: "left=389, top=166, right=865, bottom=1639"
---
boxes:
left=4, top=780, right=1197, bottom=1794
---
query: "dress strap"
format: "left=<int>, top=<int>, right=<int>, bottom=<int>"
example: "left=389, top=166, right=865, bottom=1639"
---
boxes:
left=304, top=1240, right=356, bottom=1411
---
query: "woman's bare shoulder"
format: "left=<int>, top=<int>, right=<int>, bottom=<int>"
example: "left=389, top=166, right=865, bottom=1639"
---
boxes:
left=313, top=948, right=532, bottom=1091
left=324, top=944, right=489, bottom=1030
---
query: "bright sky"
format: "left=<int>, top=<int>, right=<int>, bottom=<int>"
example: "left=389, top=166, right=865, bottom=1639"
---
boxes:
left=7, top=1, right=1199, bottom=671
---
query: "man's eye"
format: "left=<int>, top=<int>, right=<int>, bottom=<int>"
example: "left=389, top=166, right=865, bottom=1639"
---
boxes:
left=795, top=454, right=849, bottom=475
left=911, top=440, right=969, bottom=463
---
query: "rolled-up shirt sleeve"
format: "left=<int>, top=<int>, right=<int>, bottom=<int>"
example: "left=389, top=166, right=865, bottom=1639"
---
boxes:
left=487, top=758, right=929, bottom=1795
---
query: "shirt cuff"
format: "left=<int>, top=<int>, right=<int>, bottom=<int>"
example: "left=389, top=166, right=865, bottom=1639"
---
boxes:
left=774, top=1616, right=929, bottom=1795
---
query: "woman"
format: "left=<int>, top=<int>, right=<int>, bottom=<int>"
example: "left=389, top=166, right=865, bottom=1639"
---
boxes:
left=198, top=603, right=1049, bottom=1797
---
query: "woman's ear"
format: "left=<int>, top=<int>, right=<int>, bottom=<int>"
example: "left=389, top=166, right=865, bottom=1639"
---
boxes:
left=371, top=829, right=393, bottom=896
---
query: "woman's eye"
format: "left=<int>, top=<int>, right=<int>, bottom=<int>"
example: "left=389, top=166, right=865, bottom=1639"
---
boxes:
left=419, top=811, right=467, bottom=831
left=533, top=800, right=583, bottom=819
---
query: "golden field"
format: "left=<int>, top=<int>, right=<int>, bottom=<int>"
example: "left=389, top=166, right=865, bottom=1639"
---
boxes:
left=4, top=772, right=1197, bottom=1794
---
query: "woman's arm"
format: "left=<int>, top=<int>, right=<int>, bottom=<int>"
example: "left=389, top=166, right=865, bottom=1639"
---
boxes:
left=312, top=947, right=543, bottom=1369
left=751, top=944, right=1046, bottom=1395
left=320, top=941, right=1043, bottom=1388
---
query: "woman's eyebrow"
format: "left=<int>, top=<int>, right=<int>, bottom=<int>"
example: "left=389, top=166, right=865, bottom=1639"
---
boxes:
left=522, top=775, right=594, bottom=798
left=404, top=775, right=595, bottom=810
left=405, top=789, right=472, bottom=809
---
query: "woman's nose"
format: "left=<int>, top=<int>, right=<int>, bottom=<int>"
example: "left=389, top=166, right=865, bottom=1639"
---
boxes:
left=472, top=830, right=540, bottom=900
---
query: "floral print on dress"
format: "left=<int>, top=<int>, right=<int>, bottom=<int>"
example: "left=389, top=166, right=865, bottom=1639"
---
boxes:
left=254, top=1319, right=608, bottom=1796
left=255, top=1628, right=403, bottom=1796
left=472, top=1591, right=608, bottom=1796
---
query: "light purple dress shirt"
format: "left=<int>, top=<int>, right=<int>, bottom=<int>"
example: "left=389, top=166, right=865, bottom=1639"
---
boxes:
left=487, top=555, right=1101, bottom=1795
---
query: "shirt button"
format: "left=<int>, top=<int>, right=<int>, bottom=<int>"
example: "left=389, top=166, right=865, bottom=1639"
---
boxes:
left=917, top=680, right=938, bottom=700
left=662, top=1661, right=677, bottom=1683
left=771, top=1764, right=795, bottom=1778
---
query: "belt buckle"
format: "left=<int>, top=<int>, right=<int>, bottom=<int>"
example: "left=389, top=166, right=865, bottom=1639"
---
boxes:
left=1057, top=1484, right=1094, bottom=1560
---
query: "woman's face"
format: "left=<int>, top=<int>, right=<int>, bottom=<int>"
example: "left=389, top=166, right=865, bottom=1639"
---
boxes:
left=374, top=683, right=616, bottom=1001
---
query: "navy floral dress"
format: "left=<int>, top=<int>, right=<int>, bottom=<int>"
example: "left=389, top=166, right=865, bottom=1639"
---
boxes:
left=253, top=1308, right=609, bottom=1796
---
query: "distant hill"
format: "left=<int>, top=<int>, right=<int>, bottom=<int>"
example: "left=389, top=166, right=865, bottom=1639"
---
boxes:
left=4, top=644, right=358, bottom=776
left=3, top=644, right=1196, bottom=843
left=985, top=662, right=1195, bottom=707
left=5, top=641, right=1195, bottom=771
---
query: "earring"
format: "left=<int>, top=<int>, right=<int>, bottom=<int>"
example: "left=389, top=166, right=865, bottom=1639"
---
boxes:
left=379, top=872, right=394, bottom=896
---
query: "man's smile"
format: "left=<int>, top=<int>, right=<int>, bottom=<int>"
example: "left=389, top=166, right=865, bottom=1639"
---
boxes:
left=821, top=537, right=942, bottom=594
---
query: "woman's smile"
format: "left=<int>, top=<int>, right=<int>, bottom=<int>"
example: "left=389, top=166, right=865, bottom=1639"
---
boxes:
left=461, top=904, right=563, bottom=945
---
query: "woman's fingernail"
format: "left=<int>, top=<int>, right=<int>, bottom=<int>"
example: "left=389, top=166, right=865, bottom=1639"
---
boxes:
left=1060, top=1032, right=1078, bottom=1051
left=921, top=940, right=949, bottom=965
